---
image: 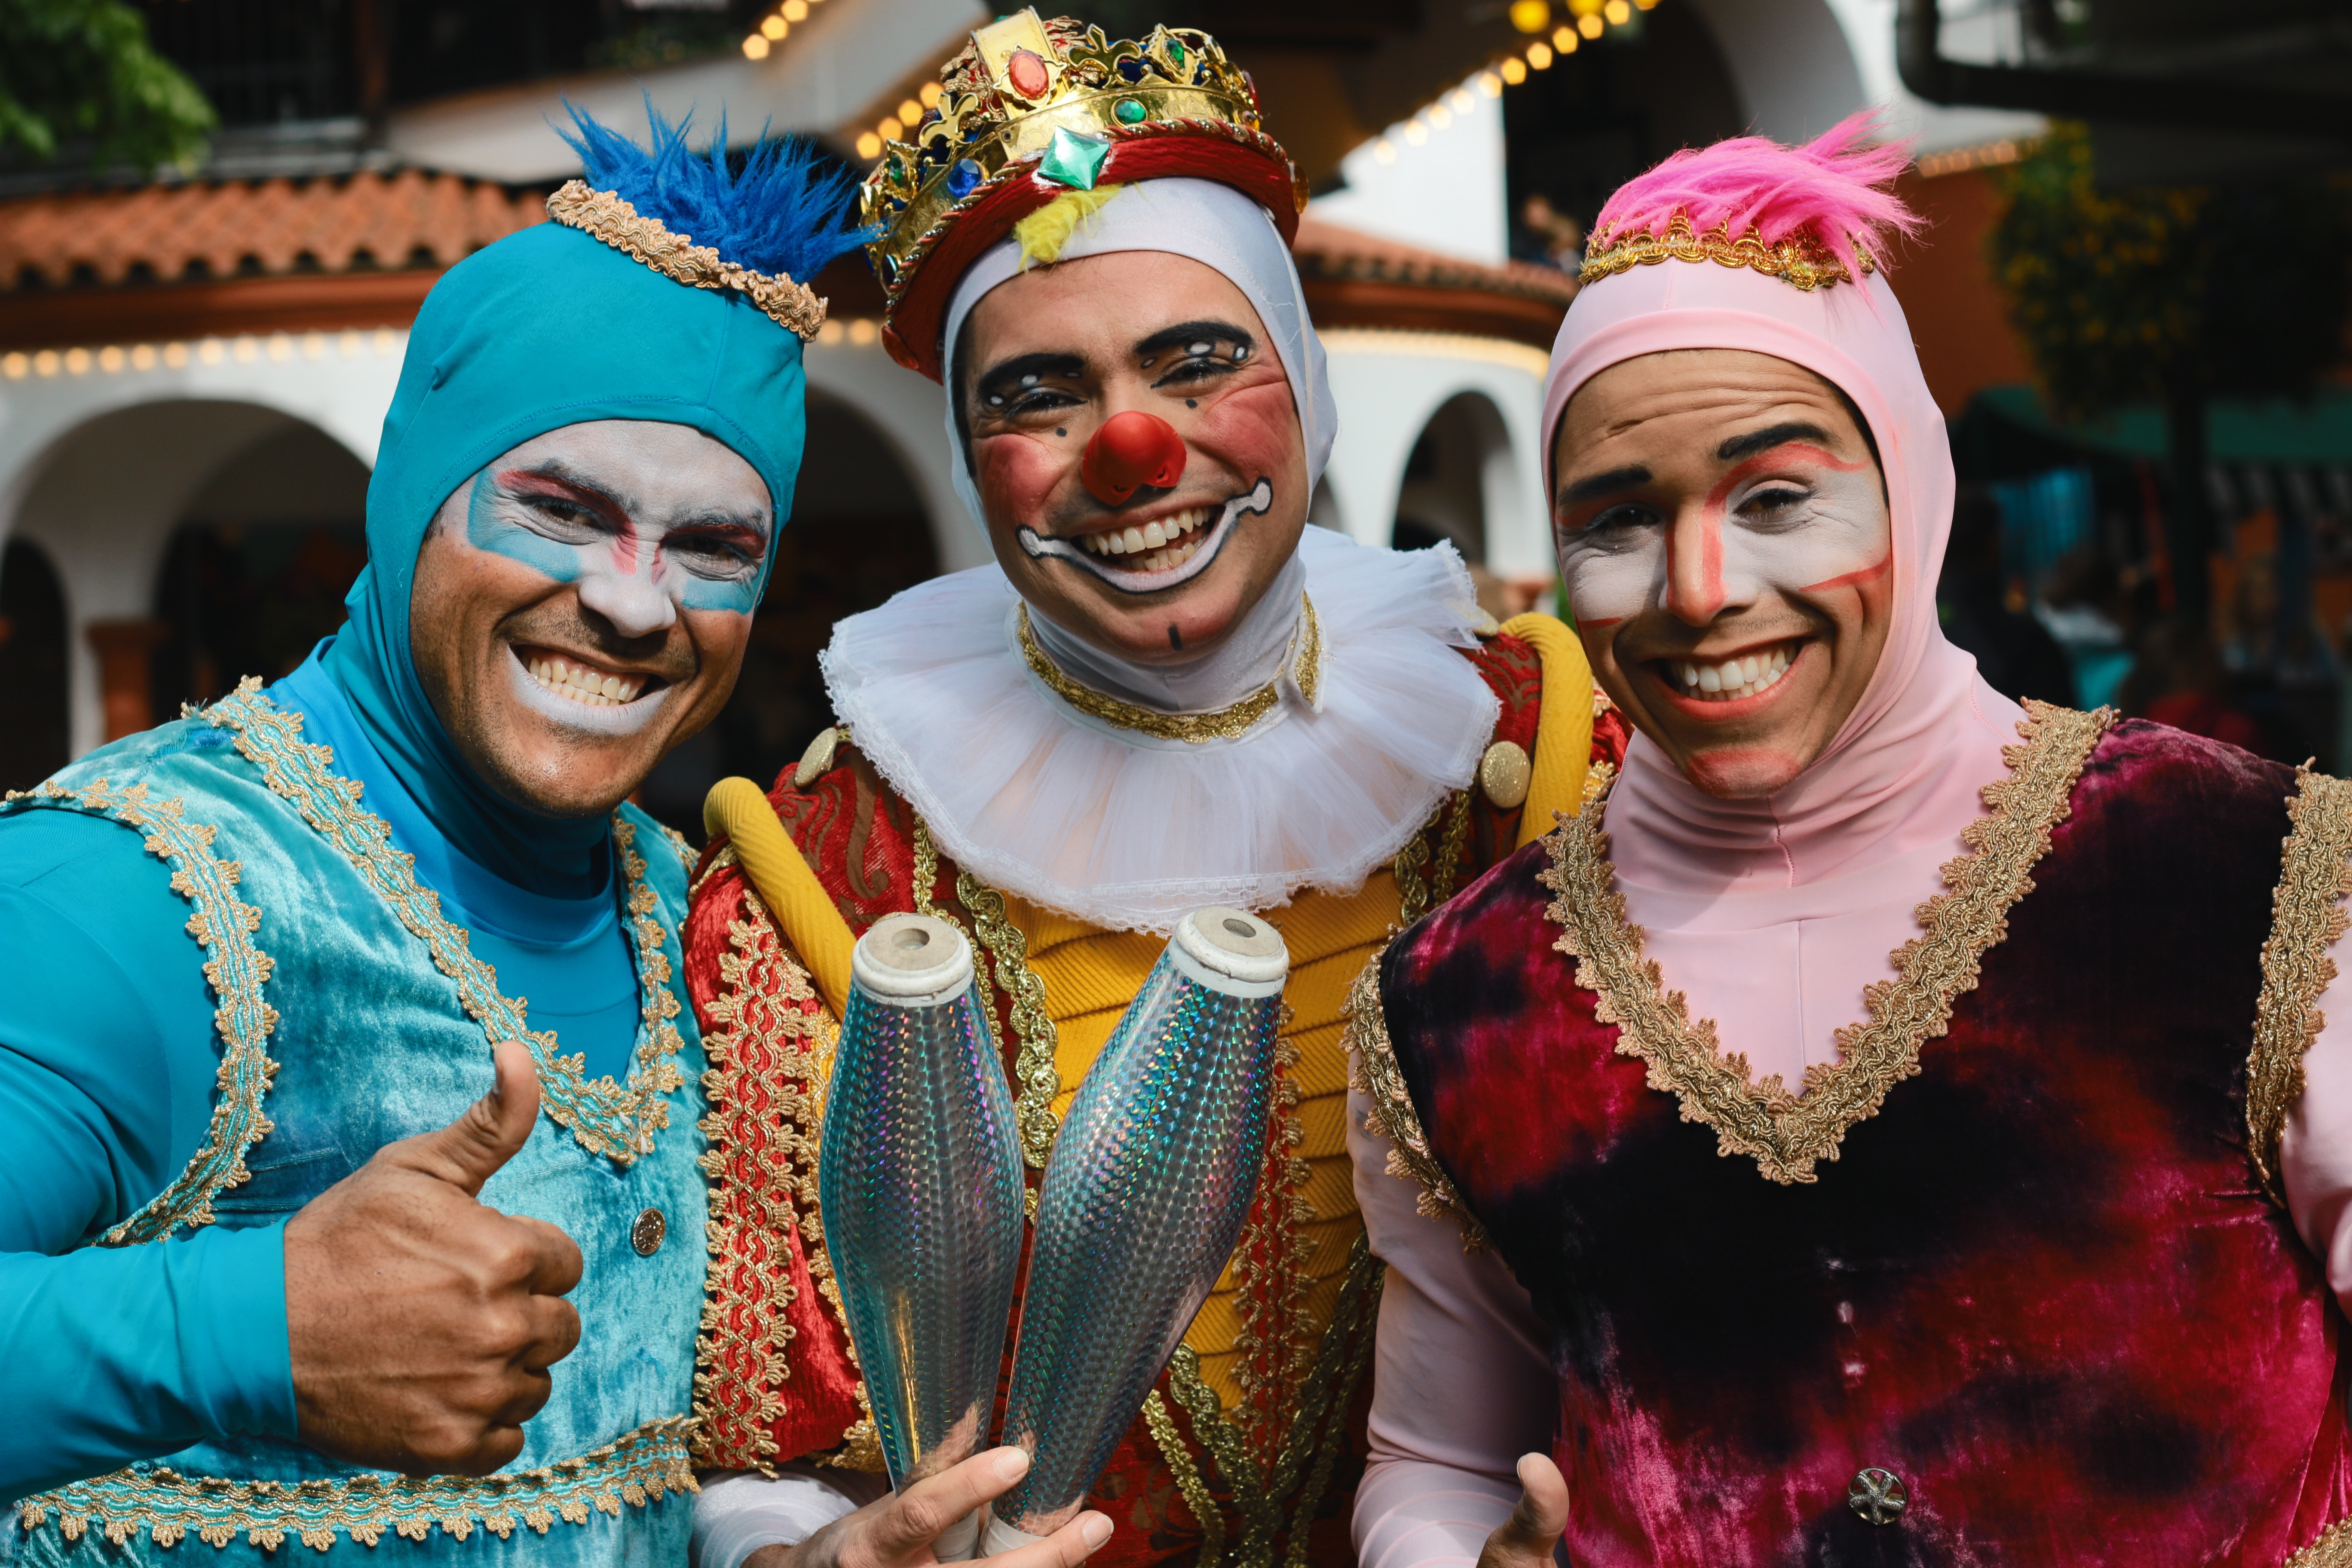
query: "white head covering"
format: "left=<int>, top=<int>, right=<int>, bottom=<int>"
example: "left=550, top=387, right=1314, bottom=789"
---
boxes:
left=936, top=177, right=1338, bottom=530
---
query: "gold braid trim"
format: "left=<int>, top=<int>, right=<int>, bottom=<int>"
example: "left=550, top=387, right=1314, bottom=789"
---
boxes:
left=2288, top=1518, right=2352, bottom=1567
left=1578, top=214, right=1877, bottom=292
left=16, top=1418, right=697, bottom=1551
left=2247, top=767, right=2352, bottom=1206
left=3, top=778, right=280, bottom=1244
left=204, top=679, right=688, bottom=1166
left=914, top=817, right=1063, bottom=1167
left=1344, top=952, right=1485, bottom=1248
left=1225, top=1029, right=1315, bottom=1465
left=1543, top=700, right=2111, bottom=1185
left=689, top=885, right=827, bottom=1472
left=1015, top=601, right=1293, bottom=744
left=1158, top=1234, right=1385, bottom=1568
left=1143, top=1391, right=1225, bottom=1565
left=547, top=181, right=829, bottom=340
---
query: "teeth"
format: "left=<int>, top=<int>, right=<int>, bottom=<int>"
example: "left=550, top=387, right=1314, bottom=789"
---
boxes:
left=527, top=654, right=645, bottom=707
left=1077, top=510, right=1213, bottom=564
left=1669, top=643, right=1795, bottom=704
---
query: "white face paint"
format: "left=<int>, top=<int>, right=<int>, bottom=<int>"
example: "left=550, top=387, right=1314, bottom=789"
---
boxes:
left=1559, top=438, right=1890, bottom=631
left=459, top=420, right=773, bottom=636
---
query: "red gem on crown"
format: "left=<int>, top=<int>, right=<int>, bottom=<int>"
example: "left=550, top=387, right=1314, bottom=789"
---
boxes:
left=1006, top=48, right=1050, bottom=98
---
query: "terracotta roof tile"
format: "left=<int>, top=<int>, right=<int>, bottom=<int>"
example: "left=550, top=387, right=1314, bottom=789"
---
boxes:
left=0, top=170, right=546, bottom=290
left=1292, top=215, right=1578, bottom=306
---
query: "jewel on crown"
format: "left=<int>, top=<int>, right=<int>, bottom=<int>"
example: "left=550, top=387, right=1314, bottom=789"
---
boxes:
left=857, top=9, right=1294, bottom=306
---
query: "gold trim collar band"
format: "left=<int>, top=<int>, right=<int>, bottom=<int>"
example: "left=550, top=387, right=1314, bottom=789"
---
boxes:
left=1579, top=214, right=1875, bottom=293
left=547, top=181, right=829, bottom=340
left=1015, top=596, right=1318, bottom=744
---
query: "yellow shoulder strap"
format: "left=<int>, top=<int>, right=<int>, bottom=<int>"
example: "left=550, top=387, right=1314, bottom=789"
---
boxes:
left=703, top=776, right=856, bottom=1018
left=1499, top=612, right=1597, bottom=849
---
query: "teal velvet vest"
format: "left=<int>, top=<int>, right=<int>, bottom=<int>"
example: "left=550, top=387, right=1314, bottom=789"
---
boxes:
left=7, top=681, right=709, bottom=1566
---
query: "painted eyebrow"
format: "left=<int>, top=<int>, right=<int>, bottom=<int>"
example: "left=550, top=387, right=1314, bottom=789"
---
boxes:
left=1715, top=421, right=1836, bottom=463
left=1132, top=319, right=1256, bottom=361
left=667, top=508, right=772, bottom=543
left=501, top=461, right=637, bottom=522
left=1558, top=464, right=1653, bottom=508
left=976, top=350, right=1087, bottom=400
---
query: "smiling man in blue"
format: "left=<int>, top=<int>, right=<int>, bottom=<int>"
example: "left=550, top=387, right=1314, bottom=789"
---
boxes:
left=0, top=111, right=871, bottom=1561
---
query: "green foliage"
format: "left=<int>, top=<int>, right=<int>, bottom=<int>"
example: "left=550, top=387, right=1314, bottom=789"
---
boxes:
left=1989, top=122, right=2352, bottom=420
left=0, top=0, right=215, bottom=174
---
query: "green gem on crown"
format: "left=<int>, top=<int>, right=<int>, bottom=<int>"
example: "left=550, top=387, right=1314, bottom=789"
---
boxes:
left=1038, top=126, right=1112, bottom=190
left=1115, top=98, right=1146, bottom=124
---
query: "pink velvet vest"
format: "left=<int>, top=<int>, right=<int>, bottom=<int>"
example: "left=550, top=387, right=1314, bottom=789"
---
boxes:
left=1373, top=719, right=2352, bottom=1566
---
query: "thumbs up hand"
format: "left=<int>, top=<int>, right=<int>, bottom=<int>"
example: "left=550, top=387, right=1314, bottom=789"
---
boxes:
left=283, top=1039, right=586, bottom=1474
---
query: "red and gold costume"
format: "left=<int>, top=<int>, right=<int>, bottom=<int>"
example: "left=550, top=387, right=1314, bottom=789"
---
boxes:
left=685, top=622, right=1624, bottom=1567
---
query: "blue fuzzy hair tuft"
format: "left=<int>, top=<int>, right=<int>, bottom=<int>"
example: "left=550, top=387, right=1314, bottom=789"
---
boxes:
left=559, top=100, right=874, bottom=283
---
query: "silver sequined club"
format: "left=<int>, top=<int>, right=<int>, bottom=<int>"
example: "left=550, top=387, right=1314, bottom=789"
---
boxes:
left=993, top=906, right=1289, bottom=1539
left=820, top=913, right=1025, bottom=1557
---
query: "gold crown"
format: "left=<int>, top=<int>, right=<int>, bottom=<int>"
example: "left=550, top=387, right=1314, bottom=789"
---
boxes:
left=1580, top=214, right=1876, bottom=293
left=858, top=9, right=1304, bottom=377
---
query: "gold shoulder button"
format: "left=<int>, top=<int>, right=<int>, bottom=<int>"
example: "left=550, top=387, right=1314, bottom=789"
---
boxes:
left=792, top=725, right=845, bottom=789
left=1479, top=739, right=1533, bottom=810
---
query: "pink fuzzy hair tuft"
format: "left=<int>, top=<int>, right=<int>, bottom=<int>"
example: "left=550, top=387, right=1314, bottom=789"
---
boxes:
left=1589, top=111, right=1921, bottom=282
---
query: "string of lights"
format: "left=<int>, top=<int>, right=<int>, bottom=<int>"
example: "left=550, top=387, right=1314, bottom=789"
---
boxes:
left=1, top=329, right=405, bottom=382
left=829, top=0, right=1660, bottom=168
left=1369, top=0, right=1657, bottom=166
left=740, top=0, right=822, bottom=61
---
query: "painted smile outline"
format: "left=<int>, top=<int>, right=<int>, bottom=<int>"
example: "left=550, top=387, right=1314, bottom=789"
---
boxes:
left=504, top=641, right=677, bottom=736
left=1015, top=478, right=1274, bottom=596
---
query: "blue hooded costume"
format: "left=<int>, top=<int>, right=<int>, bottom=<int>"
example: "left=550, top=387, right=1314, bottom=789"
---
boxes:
left=0, top=112, right=864, bottom=1561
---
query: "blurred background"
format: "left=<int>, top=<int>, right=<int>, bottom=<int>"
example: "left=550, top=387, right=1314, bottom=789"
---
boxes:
left=1, top=0, right=2346, bottom=834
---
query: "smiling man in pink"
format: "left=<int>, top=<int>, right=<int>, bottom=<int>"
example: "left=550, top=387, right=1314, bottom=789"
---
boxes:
left=1348, top=119, right=2352, bottom=1568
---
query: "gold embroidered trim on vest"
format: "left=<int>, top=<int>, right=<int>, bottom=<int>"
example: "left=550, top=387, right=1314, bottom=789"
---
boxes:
left=203, top=679, right=687, bottom=1165
left=2287, top=1516, right=2352, bottom=1566
left=1391, top=791, right=1471, bottom=930
left=2247, top=767, right=2352, bottom=1207
left=1014, top=600, right=1308, bottom=745
left=690, top=883, right=830, bottom=1472
left=1143, top=1390, right=1225, bottom=1563
left=547, top=181, right=829, bottom=340
left=1579, top=214, right=1876, bottom=292
left=3, top=778, right=281, bottom=1244
left=1153, top=1234, right=1385, bottom=1568
left=1541, top=700, right=2112, bottom=1186
left=1344, top=952, right=1486, bottom=1247
left=17, top=1418, right=696, bottom=1551
left=916, top=816, right=1063, bottom=1168
left=1225, top=1030, right=1312, bottom=1464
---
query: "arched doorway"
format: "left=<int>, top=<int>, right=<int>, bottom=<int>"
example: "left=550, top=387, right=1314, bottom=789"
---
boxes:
left=150, top=421, right=374, bottom=711
left=634, top=391, right=942, bottom=832
left=1393, top=390, right=1552, bottom=619
left=0, top=542, right=71, bottom=791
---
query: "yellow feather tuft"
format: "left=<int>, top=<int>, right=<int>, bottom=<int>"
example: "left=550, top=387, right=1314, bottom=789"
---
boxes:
left=1014, top=185, right=1128, bottom=270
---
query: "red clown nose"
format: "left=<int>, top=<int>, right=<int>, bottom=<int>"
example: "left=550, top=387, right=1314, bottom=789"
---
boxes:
left=1081, top=410, right=1188, bottom=506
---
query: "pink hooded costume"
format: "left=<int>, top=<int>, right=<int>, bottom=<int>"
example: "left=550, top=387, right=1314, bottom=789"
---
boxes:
left=1348, top=120, right=2352, bottom=1568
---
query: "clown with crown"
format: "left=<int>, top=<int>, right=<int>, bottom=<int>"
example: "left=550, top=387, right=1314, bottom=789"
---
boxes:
left=0, top=112, right=1033, bottom=1568
left=1348, top=120, right=2352, bottom=1568
left=681, top=12, right=1622, bottom=1568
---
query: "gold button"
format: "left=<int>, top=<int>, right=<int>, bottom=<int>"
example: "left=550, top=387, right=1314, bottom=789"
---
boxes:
left=1847, top=1467, right=1906, bottom=1525
left=631, top=1207, right=667, bottom=1257
left=792, top=726, right=844, bottom=789
left=1479, top=740, right=1532, bottom=810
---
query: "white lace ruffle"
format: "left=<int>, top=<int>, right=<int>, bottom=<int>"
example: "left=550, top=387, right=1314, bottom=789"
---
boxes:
left=820, top=528, right=1499, bottom=933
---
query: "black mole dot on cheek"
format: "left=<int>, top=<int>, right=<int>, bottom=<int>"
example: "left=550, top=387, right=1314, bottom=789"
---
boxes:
left=1056, top=428, right=1066, bottom=437
left=1186, top=399, right=1198, bottom=409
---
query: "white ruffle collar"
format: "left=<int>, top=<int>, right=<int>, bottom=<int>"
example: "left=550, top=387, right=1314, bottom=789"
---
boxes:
left=819, top=527, right=1500, bottom=933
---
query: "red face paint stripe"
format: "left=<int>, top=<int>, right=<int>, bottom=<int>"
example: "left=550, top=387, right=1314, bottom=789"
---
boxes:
left=1801, top=551, right=1893, bottom=595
